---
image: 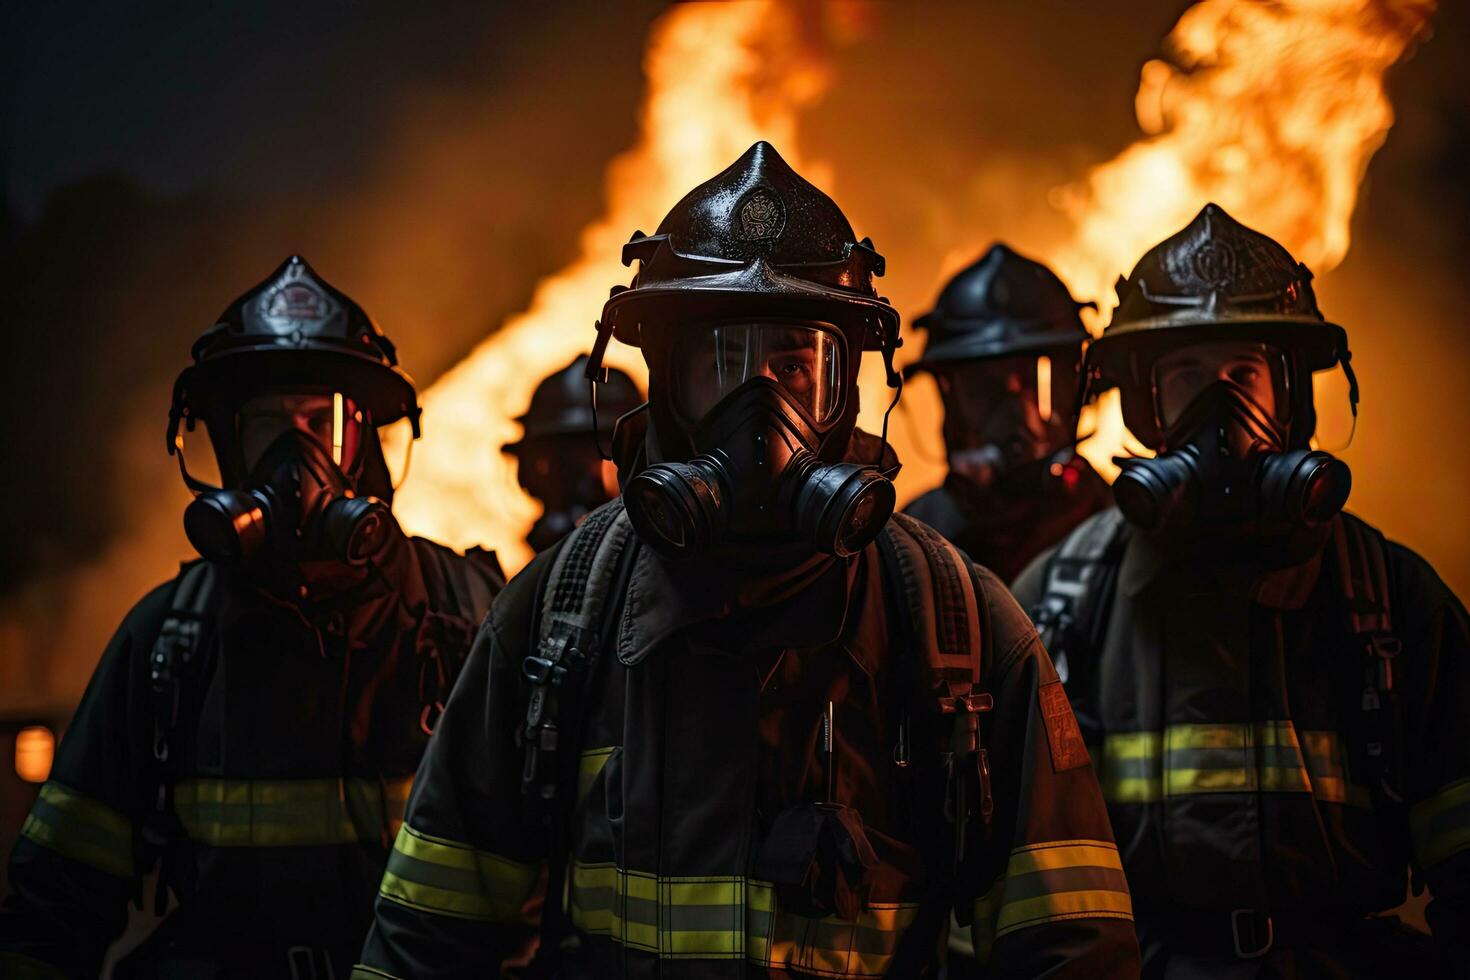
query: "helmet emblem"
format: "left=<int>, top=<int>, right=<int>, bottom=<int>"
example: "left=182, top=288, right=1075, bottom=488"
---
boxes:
left=735, top=186, right=786, bottom=242
left=269, top=283, right=329, bottom=321
left=1188, top=240, right=1239, bottom=286
left=252, top=264, right=342, bottom=336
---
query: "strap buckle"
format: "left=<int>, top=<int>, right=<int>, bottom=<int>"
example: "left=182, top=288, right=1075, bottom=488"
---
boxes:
left=1230, top=909, right=1273, bottom=960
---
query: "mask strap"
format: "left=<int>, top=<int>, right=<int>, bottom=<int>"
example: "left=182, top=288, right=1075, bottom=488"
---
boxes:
left=1338, top=349, right=1360, bottom=450
left=877, top=335, right=903, bottom=474
left=586, top=320, right=615, bottom=462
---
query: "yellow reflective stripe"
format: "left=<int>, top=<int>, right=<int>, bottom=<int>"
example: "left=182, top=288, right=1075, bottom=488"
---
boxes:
left=174, top=777, right=405, bottom=847
left=20, top=781, right=133, bottom=877
left=578, top=747, right=615, bottom=804
left=0, top=951, right=71, bottom=980
left=1098, top=723, right=1368, bottom=806
left=1410, top=776, right=1470, bottom=869
left=569, top=860, right=918, bottom=974
left=993, top=840, right=1132, bottom=939
left=378, top=823, right=542, bottom=922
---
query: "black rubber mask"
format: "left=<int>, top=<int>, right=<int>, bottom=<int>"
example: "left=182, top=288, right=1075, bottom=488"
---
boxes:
left=1113, top=380, right=1350, bottom=533
left=183, top=428, right=398, bottom=568
left=624, top=376, right=894, bottom=561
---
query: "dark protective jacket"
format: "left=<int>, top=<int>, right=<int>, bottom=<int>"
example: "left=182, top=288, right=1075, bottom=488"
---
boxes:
left=0, top=538, right=501, bottom=980
left=1013, top=509, right=1470, bottom=978
left=905, top=452, right=1112, bottom=585
left=354, top=504, right=1140, bottom=979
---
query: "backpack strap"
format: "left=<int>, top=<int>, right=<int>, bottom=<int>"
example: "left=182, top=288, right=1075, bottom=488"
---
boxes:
left=141, top=560, right=218, bottom=913
left=879, top=514, right=991, bottom=856
left=1328, top=516, right=1403, bottom=807
left=520, top=500, right=636, bottom=972
left=520, top=502, right=634, bottom=800
left=1030, top=508, right=1129, bottom=685
left=877, top=515, right=991, bottom=971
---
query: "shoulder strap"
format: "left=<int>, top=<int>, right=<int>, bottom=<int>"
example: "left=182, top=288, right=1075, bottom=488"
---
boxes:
left=877, top=515, right=993, bottom=970
left=1328, top=515, right=1404, bottom=807
left=521, top=501, right=636, bottom=973
left=521, top=500, right=634, bottom=801
left=1031, top=508, right=1129, bottom=683
left=879, top=513, right=992, bottom=841
left=141, top=560, right=218, bottom=912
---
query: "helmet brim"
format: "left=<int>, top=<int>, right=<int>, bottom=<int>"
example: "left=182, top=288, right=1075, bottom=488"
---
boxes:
left=1088, top=316, right=1348, bottom=387
left=177, top=345, right=420, bottom=428
left=603, top=263, right=900, bottom=351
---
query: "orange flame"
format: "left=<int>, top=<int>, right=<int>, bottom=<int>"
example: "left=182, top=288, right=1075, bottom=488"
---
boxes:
left=1050, top=0, right=1434, bottom=475
left=393, top=2, right=833, bottom=574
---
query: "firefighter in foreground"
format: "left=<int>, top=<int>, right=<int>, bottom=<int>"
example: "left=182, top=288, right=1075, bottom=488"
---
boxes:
left=904, top=244, right=1112, bottom=583
left=503, top=354, right=644, bottom=553
left=0, top=257, right=502, bottom=978
left=1015, top=205, right=1470, bottom=977
left=355, top=142, right=1139, bottom=979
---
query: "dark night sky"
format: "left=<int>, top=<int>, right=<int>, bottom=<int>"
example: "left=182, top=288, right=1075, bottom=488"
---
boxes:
left=2, top=3, right=653, bottom=214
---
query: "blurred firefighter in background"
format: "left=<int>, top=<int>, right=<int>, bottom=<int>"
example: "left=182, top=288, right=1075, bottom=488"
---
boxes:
left=903, top=245, right=1111, bottom=584
left=0, top=256, right=503, bottom=979
left=355, top=142, right=1139, bottom=978
left=1015, top=205, right=1470, bottom=977
left=503, top=354, right=644, bottom=554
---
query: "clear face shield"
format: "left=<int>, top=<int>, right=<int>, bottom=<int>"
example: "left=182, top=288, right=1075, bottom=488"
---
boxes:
left=670, top=321, right=845, bottom=428
left=175, top=387, right=414, bottom=491
left=1149, top=340, right=1293, bottom=441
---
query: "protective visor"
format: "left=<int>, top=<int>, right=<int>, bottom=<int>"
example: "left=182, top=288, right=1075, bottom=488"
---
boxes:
left=1149, top=341, right=1293, bottom=432
left=671, top=321, right=845, bottom=426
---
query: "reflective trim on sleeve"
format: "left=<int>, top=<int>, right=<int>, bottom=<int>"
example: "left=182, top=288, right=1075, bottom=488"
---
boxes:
left=971, top=840, right=1132, bottom=944
left=1098, top=723, right=1368, bottom=806
left=173, top=777, right=410, bottom=847
left=1410, top=776, right=1470, bottom=869
left=20, top=781, right=134, bottom=877
left=377, top=822, right=542, bottom=923
left=0, top=951, right=72, bottom=980
left=578, top=746, right=615, bottom=804
left=568, top=860, right=919, bottom=975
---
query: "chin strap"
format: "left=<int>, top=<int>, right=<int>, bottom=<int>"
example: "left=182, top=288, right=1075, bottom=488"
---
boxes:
left=877, top=333, right=904, bottom=471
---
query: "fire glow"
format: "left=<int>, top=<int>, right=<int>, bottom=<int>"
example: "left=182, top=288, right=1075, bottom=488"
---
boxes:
left=394, top=0, right=1435, bottom=574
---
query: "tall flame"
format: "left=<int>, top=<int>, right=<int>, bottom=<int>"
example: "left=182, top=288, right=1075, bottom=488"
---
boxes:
left=1049, top=0, right=1434, bottom=474
left=393, top=2, right=833, bottom=573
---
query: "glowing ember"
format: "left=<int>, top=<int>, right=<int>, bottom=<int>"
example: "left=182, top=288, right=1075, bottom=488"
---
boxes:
left=393, top=2, right=832, bottom=573
left=1049, top=0, right=1435, bottom=474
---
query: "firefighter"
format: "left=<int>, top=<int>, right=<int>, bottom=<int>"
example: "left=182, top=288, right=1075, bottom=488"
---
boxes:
left=904, top=244, right=1112, bottom=584
left=0, top=256, right=503, bottom=979
left=1014, top=204, right=1470, bottom=976
left=354, top=142, right=1139, bottom=979
left=502, top=354, right=644, bottom=553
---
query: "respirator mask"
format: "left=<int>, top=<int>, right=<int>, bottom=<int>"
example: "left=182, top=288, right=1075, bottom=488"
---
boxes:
left=1112, top=340, right=1350, bottom=533
left=623, top=321, right=895, bottom=560
left=937, top=353, right=1077, bottom=492
left=177, top=390, right=399, bottom=569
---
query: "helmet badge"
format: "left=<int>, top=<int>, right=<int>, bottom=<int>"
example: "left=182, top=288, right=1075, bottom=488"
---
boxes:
left=250, top=258, right=342, bottom=338
left=1186, top=239, right=1239, bottom=287
left=735, top=185, right=786, bottom=243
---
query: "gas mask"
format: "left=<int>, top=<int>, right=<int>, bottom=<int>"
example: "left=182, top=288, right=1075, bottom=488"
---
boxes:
left=938, top=353, right=1077, bottom=493
left=623, top=321, right=895, bottom=561
left=1113, top=341, right=1350, bottom=533
left=184, top=427, right=398, bottom=567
